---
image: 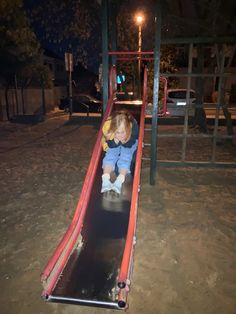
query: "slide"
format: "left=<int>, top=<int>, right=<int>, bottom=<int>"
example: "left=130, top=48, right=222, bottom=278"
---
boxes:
left=41, top=67, right=147, bottom=310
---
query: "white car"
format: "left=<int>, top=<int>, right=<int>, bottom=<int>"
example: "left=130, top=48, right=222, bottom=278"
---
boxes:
left=166, top=88, right=196, bottom=116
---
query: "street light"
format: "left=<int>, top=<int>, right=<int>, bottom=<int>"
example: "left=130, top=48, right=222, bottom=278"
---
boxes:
left=135, top=13, right=144, bottom=98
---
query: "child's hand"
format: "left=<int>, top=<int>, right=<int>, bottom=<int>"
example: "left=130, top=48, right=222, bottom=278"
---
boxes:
left=114, top=137, right=119, bottom=144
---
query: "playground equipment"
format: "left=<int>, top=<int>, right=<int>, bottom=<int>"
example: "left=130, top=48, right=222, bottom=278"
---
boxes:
left=109, top=51, right=168, bottom=117
left=41, top=0, right=236, bottom=309
left=41, top=66, right=148, bottom=309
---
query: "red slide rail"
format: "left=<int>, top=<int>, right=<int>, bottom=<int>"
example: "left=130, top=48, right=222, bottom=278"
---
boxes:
left=109, top=51, right=154, bottom=61
left=117, top=66, right=148, bottom=308
left=41, top=66, right=116, bottom=297
left=109, top=51, right=168, bottom=117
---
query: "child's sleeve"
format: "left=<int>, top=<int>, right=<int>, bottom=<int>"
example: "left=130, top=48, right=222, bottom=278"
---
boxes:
left=102, top=119, right=119, bottom=151
left=102, top=137, right=109, bottom=151
left=102, top=120, right=109, bottom=151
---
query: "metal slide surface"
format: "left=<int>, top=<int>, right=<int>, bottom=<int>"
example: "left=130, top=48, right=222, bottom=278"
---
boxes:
left=44, top=102, right=142, bottom=309
left=49, top=158, right=134, bottom=308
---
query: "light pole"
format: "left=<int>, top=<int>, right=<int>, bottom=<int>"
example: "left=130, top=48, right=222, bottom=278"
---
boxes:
left=135, top=13, right=144, bottom=99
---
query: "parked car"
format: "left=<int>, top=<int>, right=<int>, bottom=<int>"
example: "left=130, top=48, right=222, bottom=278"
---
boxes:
left=59, top=94, right=102, bottom=113
left=166, top=89, right=196, bottom=116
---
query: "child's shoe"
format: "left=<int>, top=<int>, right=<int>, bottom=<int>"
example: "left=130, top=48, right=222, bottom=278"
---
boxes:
left=101, top=174, right=112, bottom=193
left=112, top=180, right=122, bottom=194
left=112, top=174, right=125, bottom=195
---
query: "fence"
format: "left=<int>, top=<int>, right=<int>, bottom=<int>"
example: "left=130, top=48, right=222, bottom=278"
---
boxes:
left=0, top=86, right=67, bottom=120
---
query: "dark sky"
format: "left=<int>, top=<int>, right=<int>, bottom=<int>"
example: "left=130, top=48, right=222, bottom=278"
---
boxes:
left=24, top=0, right=236, bottom=73
left=24, top=0, right=101, bottom=73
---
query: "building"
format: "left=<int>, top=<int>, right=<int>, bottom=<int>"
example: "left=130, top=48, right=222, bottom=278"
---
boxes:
left=42, top=49, right=68, bottom=86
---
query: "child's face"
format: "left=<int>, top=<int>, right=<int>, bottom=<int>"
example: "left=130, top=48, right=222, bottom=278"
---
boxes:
left=115, top=122, right=126, bottom=142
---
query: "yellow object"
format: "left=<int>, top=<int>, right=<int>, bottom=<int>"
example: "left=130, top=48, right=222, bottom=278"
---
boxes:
left=102, top=119, right=115, bottom=151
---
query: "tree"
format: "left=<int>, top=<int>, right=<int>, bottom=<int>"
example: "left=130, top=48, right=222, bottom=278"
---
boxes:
left=212, top=44, right=236, bottom=140
left=0, top=0, right=50, bottom=119
left=27, top=0, right=101, bottom=70
left=0, top=0, right=41, bottom=82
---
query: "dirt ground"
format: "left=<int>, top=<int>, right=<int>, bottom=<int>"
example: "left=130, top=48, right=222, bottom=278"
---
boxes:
left=0, top=111, right=236, bottom=314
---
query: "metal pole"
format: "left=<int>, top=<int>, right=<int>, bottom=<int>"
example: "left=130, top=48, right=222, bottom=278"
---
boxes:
left=150, top=1, right=162, bottom=185
left=69, top=69, right=72, bottom=117
left=137, top=24, right=142, bottom=99
left=212, top=50, right=225, bottom=162
left=111, top=0, right=117, bottom=66
left=14, top=73, right=19, bottom=115
left=102, top=0, right=109, bottom=114
left=41, top=80, right=46, bottom=116
left=181, top=43, right=193, bottom=161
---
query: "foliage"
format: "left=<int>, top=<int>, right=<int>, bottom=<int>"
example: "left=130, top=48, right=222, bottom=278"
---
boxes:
left=163, top=0, right=236, bottom=38
left=19, top=62, right=54, bottom=88
left=0, top=0, right=53, bottom=120
left=27, top=0, right=101, bottom=69
left=0, top=0, right=43, bottom=86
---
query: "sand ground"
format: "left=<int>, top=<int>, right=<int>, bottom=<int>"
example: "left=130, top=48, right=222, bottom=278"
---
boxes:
left=0, top=111, right=235, bottom=314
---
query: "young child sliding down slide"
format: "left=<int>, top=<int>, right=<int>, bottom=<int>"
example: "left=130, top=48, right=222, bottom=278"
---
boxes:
left=101, top=110, right=138, bottom=194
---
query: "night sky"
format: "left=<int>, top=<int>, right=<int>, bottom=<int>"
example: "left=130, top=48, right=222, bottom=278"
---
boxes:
left=23, top=0, right=236, bottom=73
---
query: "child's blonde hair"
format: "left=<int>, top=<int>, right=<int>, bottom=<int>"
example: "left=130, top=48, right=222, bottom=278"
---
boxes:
left=106, top=110, right=133, bottom=143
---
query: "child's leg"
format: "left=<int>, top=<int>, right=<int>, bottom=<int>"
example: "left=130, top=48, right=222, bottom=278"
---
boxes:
left=112, top=140, right=138, bottom=194
left=112, top=169, right=127, bottom=194
left=101, top=173, right=113, bottom=193
left=117, top=140, right=138, bottom=174
left=101, top=147, right=120, bottom=193
left=102, top=146, right=120, bottom=171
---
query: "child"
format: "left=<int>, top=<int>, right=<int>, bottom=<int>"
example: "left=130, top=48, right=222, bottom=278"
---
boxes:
left=101, top=110, right=138, bottom=194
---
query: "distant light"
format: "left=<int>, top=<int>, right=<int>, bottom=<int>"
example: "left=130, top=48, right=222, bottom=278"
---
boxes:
left=135, top=13, right=144, bottom=25
left=136, top=15, right=143, bottom=24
